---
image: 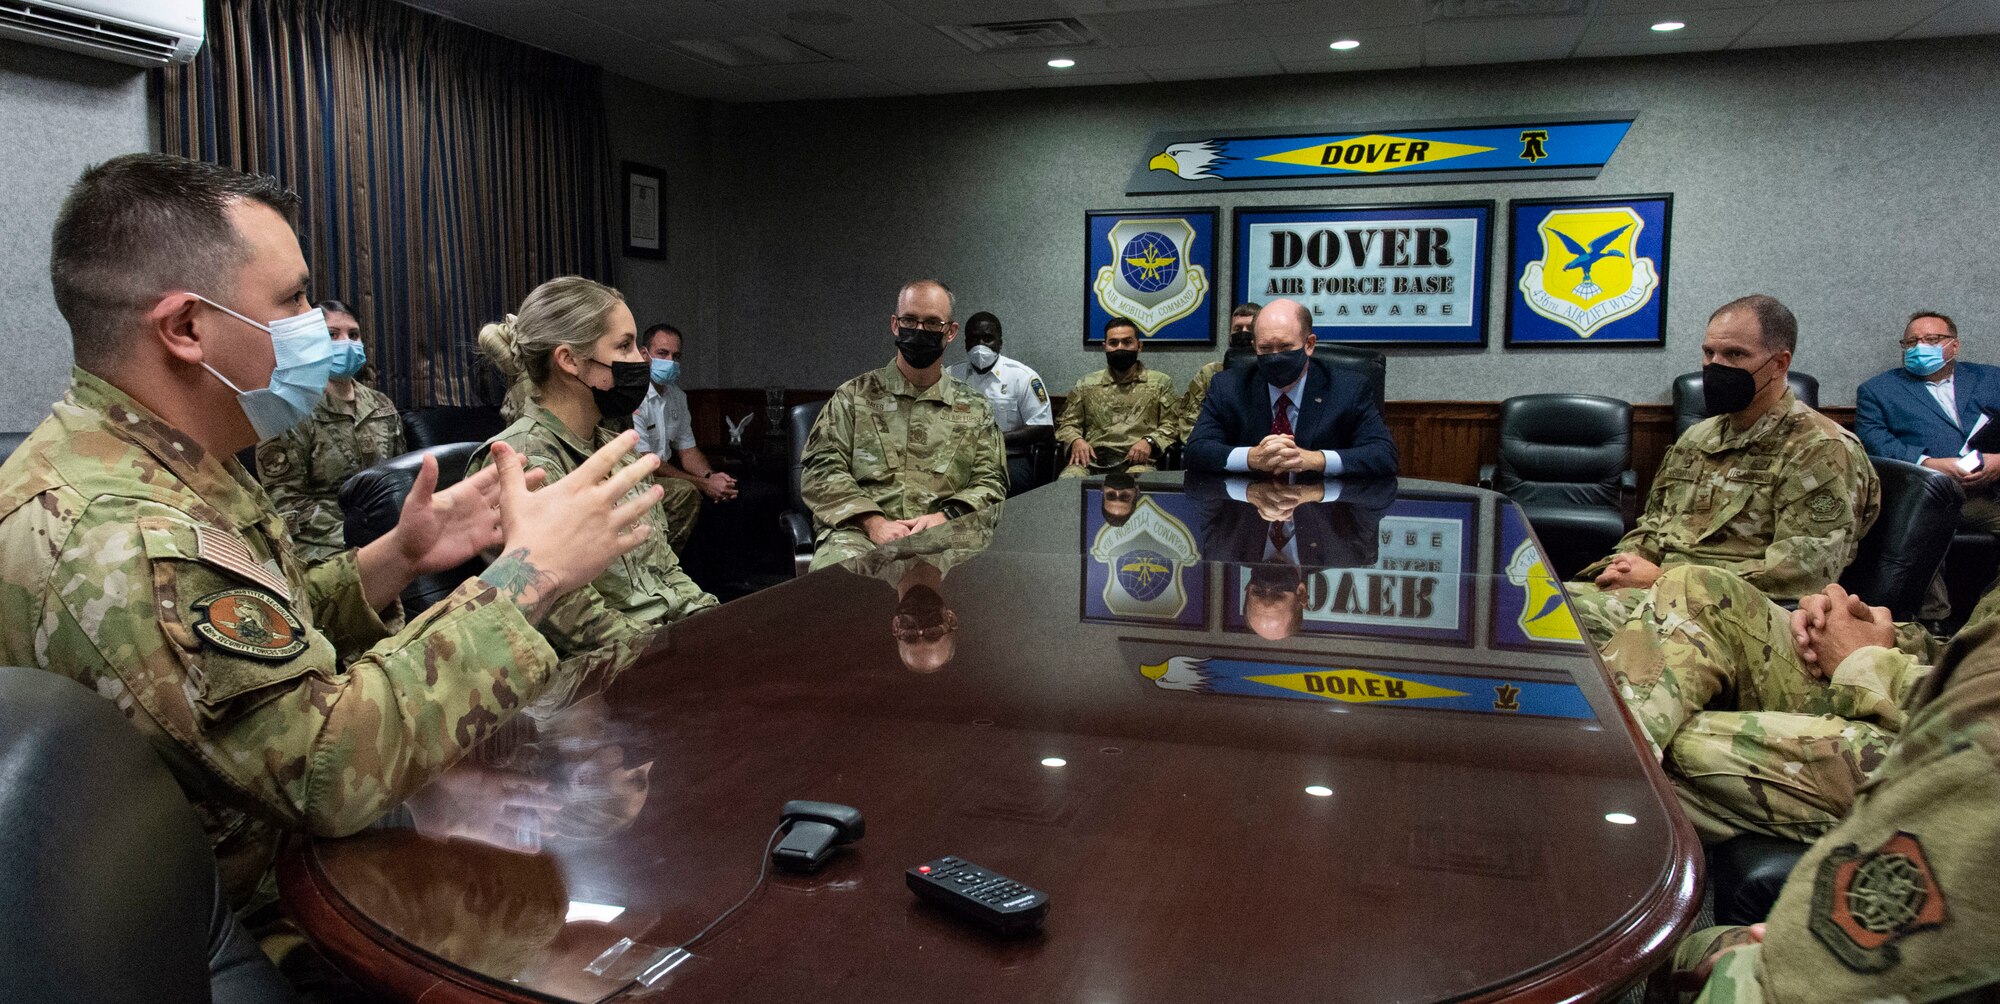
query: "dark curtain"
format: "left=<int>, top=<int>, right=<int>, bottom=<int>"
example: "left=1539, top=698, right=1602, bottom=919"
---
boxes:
left=158, top=0, right=615, bottom=407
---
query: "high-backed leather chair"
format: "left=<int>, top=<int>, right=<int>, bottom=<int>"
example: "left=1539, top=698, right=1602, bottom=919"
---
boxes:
left=1671, top=370, right=1820, bottom=438
left=1837, top=457, right=1964, bottom=620
left=341, top=443, right=486, bottom=613
left=1479, top=394, right=1636, bottom=581
left=402, top=405, right=505, bottom=451
left=0, top=667, right=294, bottom=1004
left=779, top=400, right=829, bottom=576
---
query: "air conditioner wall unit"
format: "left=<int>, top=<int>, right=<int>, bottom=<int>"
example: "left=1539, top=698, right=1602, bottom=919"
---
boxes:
left=0, top=0, right=204, bottom=67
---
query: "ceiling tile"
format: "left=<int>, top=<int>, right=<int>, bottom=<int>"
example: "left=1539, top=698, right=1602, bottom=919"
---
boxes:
left=1146, top=61, right=1286, bottom=81
left=880, top=0, right=1077, bottom=25
left=1424, top=44, right=1573, bottom=66
left=1574, top=35, right=1740, bottom=56
left=850, top=55, right=1022, bottom=89
left=1059, top=0, right=1239, bottom=12
left=1075, top=6, right=1262, bottom=44
left=1118, top=38, right=1283, bottom=68
left=724, top=60, right=911, bottom=98
left=1422, top=14, right=1586, bottom=50
left=1748, top=0, right=1954, bottom=33
left=1901, top=0, right=2000, bottom=37
left=1277, top=51, right=1424, bottom=74
left=978, top=46, right=1146, bottom=75
left=1025, top=68, right=1156, bottom=86
left=1595, top=0, right=1776, bottom=11
left=1731, top=26, right=1905, bottom=47
left=1265, top=26, right=1424, bottom=60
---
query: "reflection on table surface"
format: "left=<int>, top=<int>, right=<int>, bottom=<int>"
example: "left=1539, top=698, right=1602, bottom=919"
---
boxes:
left=299, top=473, right=1696, bottom=1003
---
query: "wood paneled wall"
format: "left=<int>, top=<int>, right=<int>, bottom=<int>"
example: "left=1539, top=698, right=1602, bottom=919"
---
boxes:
left=687, top=387, right=1856, bottom=496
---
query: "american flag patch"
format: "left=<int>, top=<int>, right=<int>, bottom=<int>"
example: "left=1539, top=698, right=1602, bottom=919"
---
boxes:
left=195, top=525, right=293, bottom=604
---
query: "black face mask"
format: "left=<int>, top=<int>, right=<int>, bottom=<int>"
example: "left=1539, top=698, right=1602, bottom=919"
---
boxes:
left=1701, top=358, right=1773, bottom=417
left=1106, top=349, right=1139, bottom=372
left=1223, top=346, right=1259, bottom=371
left=1256, top=348, right=1308, bottom=388
left=587, top=359, right=651, bottom=418
left=896, top=326, right=945, bottom=369
left=1228, top=328, right=1255, bottom=349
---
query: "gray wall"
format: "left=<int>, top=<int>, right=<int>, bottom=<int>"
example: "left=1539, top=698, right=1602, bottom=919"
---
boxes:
left=707, top=36, right=1999, bottom=406
left=0, top=38, right=154, bottom=432
left=603, top=74, right=727, bottom=388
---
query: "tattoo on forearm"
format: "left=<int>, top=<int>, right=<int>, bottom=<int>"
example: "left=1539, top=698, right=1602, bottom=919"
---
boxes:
left=480, top=548, right=561, bottom=621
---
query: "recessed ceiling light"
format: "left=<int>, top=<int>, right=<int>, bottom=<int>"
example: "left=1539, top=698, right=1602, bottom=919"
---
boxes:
left=1041, top=757, right=1067, bottom=767
left=1047, top=57, right=1076, bottom=68
left=1605, top=812, right=1638, bottom=825
left=1304, top=785, right=1333, bottom=797
left=1329, top=39, right=1361, bottom=51
left=1651, top=21, right=1686, bottom=32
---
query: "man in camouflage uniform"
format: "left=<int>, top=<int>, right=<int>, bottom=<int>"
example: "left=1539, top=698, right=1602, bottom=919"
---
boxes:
left=1570, top=295, right=1879, bottom=647
left=1677, top=588, right=2000, bottom=1003
left=1058, top=316, right=1179, bottom=478
left=802, top=279, right=1007, bottom=571
left=256, top=301, right=405, bottom=563
left=1174, top=301, right=1259, bottom=445
left=1597, top=564, right=1965, bottom=845
left=0, top=154, right=662, bottom=916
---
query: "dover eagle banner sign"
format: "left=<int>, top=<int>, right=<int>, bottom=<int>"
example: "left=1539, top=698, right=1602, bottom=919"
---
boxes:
left=1126, top=114, right=1636, bottom=195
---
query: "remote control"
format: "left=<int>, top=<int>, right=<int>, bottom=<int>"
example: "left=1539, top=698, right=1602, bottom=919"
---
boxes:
left=905, top=856, right=1049, bottom=933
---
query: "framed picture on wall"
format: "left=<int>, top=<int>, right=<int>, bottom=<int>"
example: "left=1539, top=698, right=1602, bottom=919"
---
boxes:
left=1505, top=194, right=1672, bottom=347
left=623, top=161, right=665, bottom=259
left=1231, top=201, right=1493, bottom=346
left=1084, top=207, right=1219, bottom=345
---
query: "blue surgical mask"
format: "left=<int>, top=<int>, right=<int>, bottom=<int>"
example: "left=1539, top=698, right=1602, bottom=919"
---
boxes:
left=1905, top=343, right=1947, bottom=377
left=328, top=339, right=367, bottom=379
left=651, top=358, right=680, bottom=385
left=190, top=295, right=334, bottom=441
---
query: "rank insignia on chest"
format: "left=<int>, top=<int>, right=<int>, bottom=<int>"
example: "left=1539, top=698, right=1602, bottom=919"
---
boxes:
left=192, top=588, right=307, bottom=661
left=1808, top=831, right=1948, bottom=973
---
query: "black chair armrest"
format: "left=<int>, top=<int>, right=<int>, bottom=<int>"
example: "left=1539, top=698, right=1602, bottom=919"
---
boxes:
left=1163, top=442, right=1184, bottom=471
left=780, top=510, right=814, bottom=577
left=1709, top=835, right=1810, bottom=926
left=1619, top=468, right=1639, bottom=524
left=1477, top=463, right=1496, bottom=489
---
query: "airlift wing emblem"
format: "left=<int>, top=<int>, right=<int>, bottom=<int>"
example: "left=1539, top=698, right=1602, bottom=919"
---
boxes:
left=1518, top=206, right=1659, bottom=338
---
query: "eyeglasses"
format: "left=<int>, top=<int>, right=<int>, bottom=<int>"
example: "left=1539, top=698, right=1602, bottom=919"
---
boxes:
left=1900, top=334, right=1957, bottom=348
left=895, top=315, right=952, bottom=333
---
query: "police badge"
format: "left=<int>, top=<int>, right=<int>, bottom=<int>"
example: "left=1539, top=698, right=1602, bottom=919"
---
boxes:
left=1085, top=209, right=1217, bottom=344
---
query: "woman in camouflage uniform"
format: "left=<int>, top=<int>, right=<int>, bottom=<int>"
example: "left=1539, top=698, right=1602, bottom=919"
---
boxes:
left=256, top=299, right=405, bottom=563
left=468, top=277, right=716, bottom=625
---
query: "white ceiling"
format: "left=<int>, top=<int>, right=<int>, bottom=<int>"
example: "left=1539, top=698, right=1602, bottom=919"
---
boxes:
left=401, top=0, right=2000, bottom=102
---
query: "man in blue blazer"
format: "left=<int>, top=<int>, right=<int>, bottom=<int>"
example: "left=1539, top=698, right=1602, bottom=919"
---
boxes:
left=1184, top=298, right=1397, bottom=477
left=1855, top=310, right=2000, bottom=614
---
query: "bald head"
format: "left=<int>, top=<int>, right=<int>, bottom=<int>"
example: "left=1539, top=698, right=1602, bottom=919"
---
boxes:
left=1252, top=297, right=1316, bottom=356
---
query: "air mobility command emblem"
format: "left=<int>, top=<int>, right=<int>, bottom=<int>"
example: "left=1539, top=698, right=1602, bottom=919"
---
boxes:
left=1092, top=217, right=1210, bottom=336
left=193, top=588, right=307, bottom=660
left=1518, top=205, right=1660, bottom=338
left=1810, top=831, right=1949, bottom=972
left=1090, top=497, right=1199, bottom=620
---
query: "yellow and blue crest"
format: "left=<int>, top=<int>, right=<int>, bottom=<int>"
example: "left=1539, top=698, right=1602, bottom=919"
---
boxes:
left=1507, top=196, right=1673, bottom=346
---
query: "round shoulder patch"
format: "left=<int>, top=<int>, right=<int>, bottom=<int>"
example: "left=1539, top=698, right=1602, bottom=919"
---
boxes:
left=1807, top=490, right=1844, bottom=522
left=193, top=588, right=307, bottom=661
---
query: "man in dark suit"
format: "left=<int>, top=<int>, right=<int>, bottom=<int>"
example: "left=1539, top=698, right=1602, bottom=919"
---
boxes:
left=1855, top=310, right=2000, bottom=615
left=1183, top=472, right=1396, bottom=639
left=1183, top=298, right=1397, bottom=478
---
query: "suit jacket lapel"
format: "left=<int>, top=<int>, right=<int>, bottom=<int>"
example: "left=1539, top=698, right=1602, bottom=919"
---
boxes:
left=1300, top=360, right=1333, bottom=439
left=1958, top=367, right=1985, bottom=430
left=1904, top=372, right=1958, bottom=428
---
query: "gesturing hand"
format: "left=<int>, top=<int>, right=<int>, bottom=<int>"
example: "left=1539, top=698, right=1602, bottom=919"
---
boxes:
left=479, top=434, right=662, bottom=622
left=391, top=453, right=546, bottom=576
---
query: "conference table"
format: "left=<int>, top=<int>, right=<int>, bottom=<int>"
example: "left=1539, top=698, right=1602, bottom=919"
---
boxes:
left=281, top=473, right=1702, bottom=1002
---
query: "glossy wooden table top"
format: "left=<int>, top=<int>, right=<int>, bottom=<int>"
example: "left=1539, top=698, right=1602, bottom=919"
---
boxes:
left=285, top=473, right=1701, bottom=1003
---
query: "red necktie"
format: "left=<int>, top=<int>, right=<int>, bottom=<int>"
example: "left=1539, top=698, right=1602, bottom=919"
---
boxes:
left=1272, top=395, right=1294, bottom=437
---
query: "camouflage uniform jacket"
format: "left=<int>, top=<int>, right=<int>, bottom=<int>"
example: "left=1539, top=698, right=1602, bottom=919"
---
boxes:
left=1174, top=360, right=1225, bottom=445
left=256, top=382, right=405, bottom=563
left=0, top=369, right=588, bottom=912
left=1578, top=390, right=1880, bottom=599
left=468, top=405, right=717, bottom=625
left=1688, top=606, right=2000, bottom=1003
left=800, top=361, right=1007, bottom=537
left=1056, top=362, right=1180, bottom=452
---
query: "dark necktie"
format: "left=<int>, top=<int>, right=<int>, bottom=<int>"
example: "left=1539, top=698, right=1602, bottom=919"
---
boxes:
left=1268, top=518, right=1294, bottom=557
left=1272, top=394, right=1294, bottom=437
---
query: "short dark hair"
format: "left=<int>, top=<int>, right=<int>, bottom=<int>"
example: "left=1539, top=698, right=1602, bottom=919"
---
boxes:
left=1231, top=302, right=1261, bottom=319
left=1103, top=316, right=1139, bottom=337
left=641, top=323, right=682, bottom=352
left=1907, top=311, right=1957, bottom=338
left=1710, top=294, right=1797, bottom=354
left=964, top=311, right=1000, bottom=335
left=316, top=298, right=355, bottom=320
left=50, top=153, right=299, bottom=369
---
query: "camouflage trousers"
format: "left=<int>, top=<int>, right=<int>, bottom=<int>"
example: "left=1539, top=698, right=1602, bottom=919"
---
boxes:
left=1596, top=565, right=1919, bottom=845
left=809, top=527, right=878, bottom=571
left=1059, top=445, right=1155, bottom=479
left=1564, top=580, right=1646, bottom=650
left=658, top=477, right=701, bottom=554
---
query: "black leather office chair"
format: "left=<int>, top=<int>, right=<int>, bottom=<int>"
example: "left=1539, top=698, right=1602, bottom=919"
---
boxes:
left=342, top=443, right=486, bottom=613
left=402, top=405, right=505, bottom=450
left=1479, top=394, right=1636, bottom=581
left=1672, top=370, right=1820, bottom=438
left=1943, top=529, right=1999, bottom=633
left=1837, top=457, right=1964, bottom=621
left=779, top=400, right=829, bottom=576
left=0, top=667, right=294, bottom=1004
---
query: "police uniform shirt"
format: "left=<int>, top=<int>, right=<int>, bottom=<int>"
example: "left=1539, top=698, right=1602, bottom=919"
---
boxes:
left=634, top=382, right=696, bottom=459
left=945, top=354, right=1052, bottom=435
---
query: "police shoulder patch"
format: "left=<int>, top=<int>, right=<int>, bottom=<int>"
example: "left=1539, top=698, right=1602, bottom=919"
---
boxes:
left=1808, top=831, right=1948, bottom=973
left=1031, top=378, right=1048, bottom=404
left=1807, top=490, right=1844, bottom=522
left=192, top=588, right=307, bottom=661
